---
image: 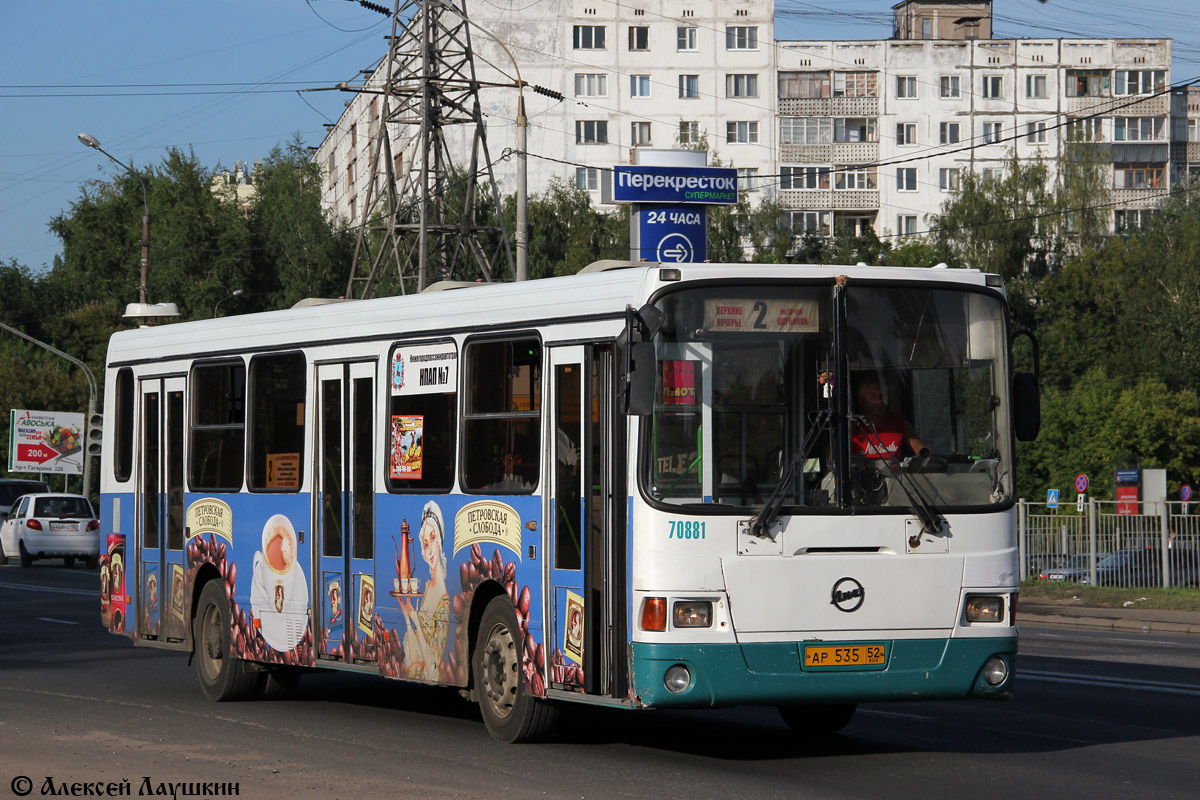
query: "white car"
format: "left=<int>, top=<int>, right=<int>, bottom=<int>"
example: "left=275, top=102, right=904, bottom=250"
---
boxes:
left=0, top=493, right=99, bottom=568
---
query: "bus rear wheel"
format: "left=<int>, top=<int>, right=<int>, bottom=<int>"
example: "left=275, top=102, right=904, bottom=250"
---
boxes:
left=473, top=596, right=558, bottom=743
left=778, top=703, right=857, bottom=735
left=193, top=580, right=264, bottom=701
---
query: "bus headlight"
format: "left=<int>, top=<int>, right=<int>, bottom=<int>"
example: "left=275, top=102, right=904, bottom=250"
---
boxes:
left=664, top=665, right=692, bottom=693
left=965, top=595, right=1005, bottom=623
left=672, top=601, right=712, bottom=628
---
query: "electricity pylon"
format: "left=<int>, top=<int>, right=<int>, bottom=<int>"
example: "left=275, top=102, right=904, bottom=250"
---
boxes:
left=343, top=0, right=515, bottom=298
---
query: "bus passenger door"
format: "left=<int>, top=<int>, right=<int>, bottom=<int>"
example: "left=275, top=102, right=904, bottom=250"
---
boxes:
left=314, top=361, right=377, bottom=663
left=136, top=376, right=187, bottom=646
left=546, top=344, right=624, bottom=697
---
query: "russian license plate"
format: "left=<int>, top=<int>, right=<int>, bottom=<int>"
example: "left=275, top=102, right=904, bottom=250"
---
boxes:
left=803, top=643, right=888, bottom=669
left=49, top=522, right=79, bottom=533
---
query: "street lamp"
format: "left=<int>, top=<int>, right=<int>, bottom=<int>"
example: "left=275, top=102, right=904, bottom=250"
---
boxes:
left=214, top=289, right=244, bottom=317
left=77, top=132, right=151, bottom=305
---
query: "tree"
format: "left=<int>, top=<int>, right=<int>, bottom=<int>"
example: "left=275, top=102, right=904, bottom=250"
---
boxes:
left=502, top=178, right=627, bottom=279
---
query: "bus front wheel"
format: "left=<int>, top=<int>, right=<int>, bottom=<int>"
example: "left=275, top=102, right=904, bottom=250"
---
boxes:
left=193, top=580, right=264, bottom=702
left=473, top=596, right=558, bottom=743
left=778, top=703, right=857, bottom=735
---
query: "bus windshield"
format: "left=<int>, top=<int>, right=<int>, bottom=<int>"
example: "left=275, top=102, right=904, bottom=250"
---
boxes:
left=645, top=283, right=1013, bottom=511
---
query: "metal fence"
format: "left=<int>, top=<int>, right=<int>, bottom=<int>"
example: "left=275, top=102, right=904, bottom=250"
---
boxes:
left=1018, top=500, right=1200, bottom=589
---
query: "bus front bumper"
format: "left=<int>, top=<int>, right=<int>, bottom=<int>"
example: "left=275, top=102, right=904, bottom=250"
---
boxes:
left=630, top=636, right=1016, bottom=708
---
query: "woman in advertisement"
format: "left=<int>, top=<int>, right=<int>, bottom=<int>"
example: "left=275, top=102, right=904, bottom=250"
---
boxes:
left=399, top=501, right=449, bottom=680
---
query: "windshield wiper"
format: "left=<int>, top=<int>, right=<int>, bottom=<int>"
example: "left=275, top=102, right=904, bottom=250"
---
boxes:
left=748, top=410, right=830, bottom=540
left=852, top=414, right=943, bottom=538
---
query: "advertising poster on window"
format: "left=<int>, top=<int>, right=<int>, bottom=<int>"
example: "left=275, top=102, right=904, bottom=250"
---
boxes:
left=661, top=360, right=698, bottom=406
left=390, top=415, right=424, bottom=480
left=7, top=409, right=85, bottom=475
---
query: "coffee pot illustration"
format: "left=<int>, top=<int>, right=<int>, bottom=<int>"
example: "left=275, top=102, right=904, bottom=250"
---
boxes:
left=391, top=518, right=417, bottom=595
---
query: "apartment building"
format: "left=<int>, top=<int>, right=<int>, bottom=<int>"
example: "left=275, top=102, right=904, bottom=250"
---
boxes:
left=315, top=0, right=1175, bottom=243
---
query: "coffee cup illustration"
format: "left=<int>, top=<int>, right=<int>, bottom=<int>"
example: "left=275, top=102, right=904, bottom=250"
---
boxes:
left=250, top=514, right=308, bottom=651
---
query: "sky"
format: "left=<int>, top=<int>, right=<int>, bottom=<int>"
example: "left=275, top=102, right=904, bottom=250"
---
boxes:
left=2, top=0, right=1199, bottom=274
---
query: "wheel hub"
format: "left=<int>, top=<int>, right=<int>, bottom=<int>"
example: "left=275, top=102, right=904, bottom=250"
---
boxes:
left=481, top=622, right=517, bottom=719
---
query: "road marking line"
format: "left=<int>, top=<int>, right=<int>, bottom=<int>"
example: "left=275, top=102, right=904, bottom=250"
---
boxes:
left=38, top=617, right=80, bottom=625
left=1022, top=669, right=1200, bottom=696
left=0, top=581, right=94, bottom=597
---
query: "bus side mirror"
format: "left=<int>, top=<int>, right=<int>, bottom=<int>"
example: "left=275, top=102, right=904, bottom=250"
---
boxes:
left=618, top=303, right=664, bottom=416
left=1013, top=371, right=1040, bottom=441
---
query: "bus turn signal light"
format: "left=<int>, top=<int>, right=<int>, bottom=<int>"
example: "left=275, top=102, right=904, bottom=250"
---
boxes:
left=642, top=598, right=666, bottom=631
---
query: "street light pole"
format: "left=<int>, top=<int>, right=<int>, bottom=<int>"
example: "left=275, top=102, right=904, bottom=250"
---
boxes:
left=77, top=133, right=150, bottom=304
left=214, top=289, right=244, bottom=317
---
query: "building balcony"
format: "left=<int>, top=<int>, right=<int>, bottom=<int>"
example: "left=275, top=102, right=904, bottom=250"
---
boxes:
left=779, top=96, right=879, bottom=116
left=1170, top=141, right=1200, bottom=163
left=1111, top=187, right=1166, bottom=207
left=1066, top=94, right=1169, bottom=117
left=779, top=142, right=879, bottom=164
left=778, top=189, right=879, bottom=210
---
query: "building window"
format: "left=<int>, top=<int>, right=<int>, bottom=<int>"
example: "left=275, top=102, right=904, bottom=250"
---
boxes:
left=982, top=121, right=1003, bottom=144
left=896, top=123, right=917, bottom=146
left=834, top=117, right=875, bottom=143
left=726, top=121, right=759, bottom=144
left=630, top=74, right=651, bottom=97
left=896, top=75, right=917, bottom=99
left=939, top=167, right=960, bottom=191
left=326, top=152, right=336, bottom=183
left=573, top=25, right=606, bottom=50
left=726, top=26, right=758, bottom=50
left=462, top=338, right=542, bottom=493
left=981, top=167, right=1004, bottom=182
left=574, top=73, right=607, bottom=97
left=939, top=122, right=960, bottom=144
left=833, top=72, right=877, bottom=98
left=835, top=168, right=876, bottom=190
left=737, top=167, right=759, bottom=191
left=896, top=168, right=917, bottom=191
left=940, top=75, right=960, bottom=98
left=1066, top=69, right=1110, bottom=98
left=1113, top=163, right=1164, bottom=189
left=1114, top=208, right=1155, bottom=233
left=677, top=27, right=697, bottom=51
left=631, top=121, right=652, bottom=145
left=575, top=120, right=609, bottom=144
left=1115, top=70, right=1165, bottom=96
left=982, top=75, right=1004, bottom=99
left=679, top=74, right=699, bottom=98
left=1026, top=121, right=1048, bottom=143
left=1067, top=116, right=1103, bottom=141
left=780, top=117, right=831, bottom=145
left=576, top=167, right=599, bottom=191
left=896, top=215, right=918, bottom=235
left=678, top=121, right=701, bottom=146
left=727, top=73, right=758, bottom=98
left=780, top=165, right=829, bottom=190
left=779, top=71, right=830, bottom=99
left=1188, top=119, right=1200, bottom=143
left=1114, top=117, right=1163, bottom=142
left=628, top=26, right=649, bottom=51
left=787, top=211, right=831, bottom=236
left=1026, top=74, right=1048, bottom=99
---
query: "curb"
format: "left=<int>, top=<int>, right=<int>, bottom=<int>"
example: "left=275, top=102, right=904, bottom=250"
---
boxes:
left=1018, top=610, right=1200, bottom=637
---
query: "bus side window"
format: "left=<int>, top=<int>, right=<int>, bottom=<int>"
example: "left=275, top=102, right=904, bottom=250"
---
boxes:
left=247, top=352, right=307, bottom=492
left=189, top=360, right=246, bottom=492
left=463, top=337, right=541, bottom=493
left=387, top=341, right=458, bottom=493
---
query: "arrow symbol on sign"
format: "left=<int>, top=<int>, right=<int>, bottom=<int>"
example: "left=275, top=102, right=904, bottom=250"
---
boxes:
left=663, top=245, right=688, bottom=262
left=18, top=444, right=58, bottom=464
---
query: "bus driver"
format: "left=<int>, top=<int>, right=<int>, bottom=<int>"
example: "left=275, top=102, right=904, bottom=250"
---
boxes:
left=851, top=379, right=925, bottom=461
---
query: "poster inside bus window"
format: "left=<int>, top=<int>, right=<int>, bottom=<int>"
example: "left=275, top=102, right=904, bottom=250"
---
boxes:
left=390, top=415, right=424, bottom=479
left=702, top=298, right=819, bottom=333
left=661, top=360, right=698, bottom=406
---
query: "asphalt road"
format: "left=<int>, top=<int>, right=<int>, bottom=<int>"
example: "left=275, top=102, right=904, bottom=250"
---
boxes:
left=2, top=563, right=1199, bottom=800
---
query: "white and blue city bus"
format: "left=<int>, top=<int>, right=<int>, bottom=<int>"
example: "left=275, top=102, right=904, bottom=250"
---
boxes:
left=97, top=261, right=1038, bottom=742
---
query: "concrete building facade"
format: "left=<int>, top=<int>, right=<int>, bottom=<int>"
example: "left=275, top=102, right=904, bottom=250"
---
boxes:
left=314, top=0, right=1176, bottom=247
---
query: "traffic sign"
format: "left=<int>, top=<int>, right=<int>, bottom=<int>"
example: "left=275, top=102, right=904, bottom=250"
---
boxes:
left=1046, top=489, right=1059, bottom=509
left=1076, top=493, right=1086, bottom=513
left=1181, top=485, right=1192, bottom=502
left=1075, top=474, right=1089, bottom=494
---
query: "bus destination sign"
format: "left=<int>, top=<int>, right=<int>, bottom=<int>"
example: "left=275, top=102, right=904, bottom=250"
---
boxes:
left=702, top=299, right=820, bottom=333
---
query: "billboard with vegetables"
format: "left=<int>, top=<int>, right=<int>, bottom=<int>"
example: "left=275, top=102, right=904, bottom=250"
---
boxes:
left=7, top=409, right=84, bottom=475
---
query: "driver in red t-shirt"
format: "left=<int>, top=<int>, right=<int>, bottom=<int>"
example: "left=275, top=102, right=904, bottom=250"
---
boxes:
left=851, top=380, right=925, bottom=460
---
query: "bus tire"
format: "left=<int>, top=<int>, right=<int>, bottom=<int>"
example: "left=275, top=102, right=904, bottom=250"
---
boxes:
left=778, top=703, right=857, bottom=735
left=193, top=580, right=264, bottom=702
left=474, top=595, right=558, bottom=743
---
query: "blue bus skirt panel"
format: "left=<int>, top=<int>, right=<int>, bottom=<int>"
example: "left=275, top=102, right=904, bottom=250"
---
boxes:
left=630, top=636, right=1016, bottom=708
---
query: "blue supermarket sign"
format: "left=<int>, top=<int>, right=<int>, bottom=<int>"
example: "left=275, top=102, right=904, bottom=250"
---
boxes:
left=633, top=204, right=707, bottom=263
left=612, top=166, right=739, bottom=205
